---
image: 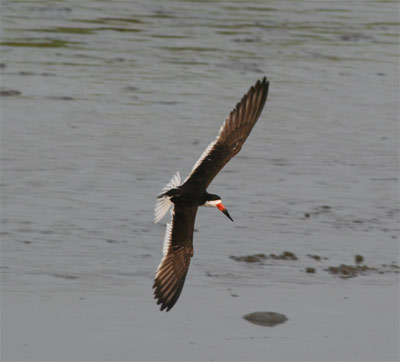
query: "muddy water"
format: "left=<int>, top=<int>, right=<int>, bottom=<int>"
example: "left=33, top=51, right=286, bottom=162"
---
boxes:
left=1, top=0, right=399, bottom=359
left=2, top=0, right=398, bottom=294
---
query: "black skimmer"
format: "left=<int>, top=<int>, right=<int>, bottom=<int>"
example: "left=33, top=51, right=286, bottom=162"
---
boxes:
left=153, top=77, right=269, bottom=311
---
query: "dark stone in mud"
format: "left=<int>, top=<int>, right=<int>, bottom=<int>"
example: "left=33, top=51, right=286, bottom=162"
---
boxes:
left=230, top=251, right=298, bottom=263
left=230, top=253, right=267, bottom=263
left=304, top=205, right=332, bottom=219
left=319, top=205, right=331, bottom=210
left=243, top=311, right=288, bottom=327
left=306, top=267, right=316, bottom=273
left=0, top=89, right=21, bottom=96
left=270, top=251, right=298, bottom=260
left=205, top=271, right=220, bottom=277
left=355, top=254, right=364, bottom=264
left=326, top=264, right=376, bottom=278
left=307, top=254, right=321, bottom=261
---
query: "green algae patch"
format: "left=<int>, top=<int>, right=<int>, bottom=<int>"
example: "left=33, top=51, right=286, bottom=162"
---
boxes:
left=1, top=39, right=78, bottom=48
left=30, top=27, right=94, bottom=35
left=74, top=17, right=145, bottom=25
left=28, top=26, right=141, bottom=34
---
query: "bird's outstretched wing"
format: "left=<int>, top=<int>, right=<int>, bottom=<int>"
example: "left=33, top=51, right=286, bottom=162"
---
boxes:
left=153, top=206, right=198, bottom=311
left=185, top=77, right=269, bottom=188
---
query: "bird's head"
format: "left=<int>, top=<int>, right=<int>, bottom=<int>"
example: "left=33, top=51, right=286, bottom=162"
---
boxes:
left=202, top=194, right=233, bottom=222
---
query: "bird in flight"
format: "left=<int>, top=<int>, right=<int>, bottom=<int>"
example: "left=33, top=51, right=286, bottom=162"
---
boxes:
left=153, top=77, right=270, bottom=311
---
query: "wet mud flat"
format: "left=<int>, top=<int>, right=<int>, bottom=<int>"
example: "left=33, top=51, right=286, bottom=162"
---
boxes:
left=230, top=251, right=399, bottom=278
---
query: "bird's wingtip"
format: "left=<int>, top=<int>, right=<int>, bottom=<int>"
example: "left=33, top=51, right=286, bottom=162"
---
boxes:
left=261, top=76, right=269, bottom=86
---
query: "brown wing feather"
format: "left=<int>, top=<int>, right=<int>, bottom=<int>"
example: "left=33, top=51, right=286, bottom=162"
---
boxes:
left=153, top=206, right=198, bottom=311
left=185, top=77, right=269, bottom=188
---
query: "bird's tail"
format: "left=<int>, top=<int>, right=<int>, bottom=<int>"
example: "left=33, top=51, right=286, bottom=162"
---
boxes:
left=154, top=171, right=181, bottom=223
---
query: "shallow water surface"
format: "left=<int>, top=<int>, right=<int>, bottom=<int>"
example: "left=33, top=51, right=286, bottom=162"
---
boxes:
left=1, top=1, right=399, bottom=361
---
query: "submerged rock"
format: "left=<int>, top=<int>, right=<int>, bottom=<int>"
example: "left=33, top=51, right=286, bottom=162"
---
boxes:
left=326, top=264, right=375, bottom=278
left=307, top=254, right=321, bottom=261
left=355, top=254, right=364, bottom=264
left=243, top=311, right=288, bottom=327
left=269, top=251, right=298, bottom=260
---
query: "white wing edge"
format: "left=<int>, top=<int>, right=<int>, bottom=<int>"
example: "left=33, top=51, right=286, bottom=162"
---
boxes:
left=162, top=215, right=173, bottom=256
left=154, top=171, right=181, bottom=223
left=155, top=210, right=174, bottom=279
left=161, top=171, right=181, bottom=193
left=184, top=140, right=217, bottom=183
left=184, top=113, right=231, bottom=183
